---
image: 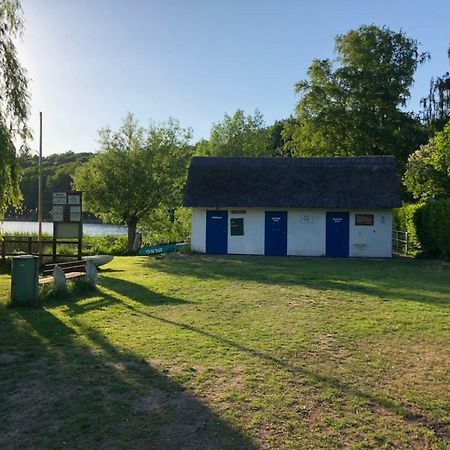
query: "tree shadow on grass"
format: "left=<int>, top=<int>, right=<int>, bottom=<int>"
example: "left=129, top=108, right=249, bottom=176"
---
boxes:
left=98, top=267, right=125, bottom=273
left=149, top=255, right=450, bottom=307
left=99, top=275, right=192, bottom=307
left=99, top=282, right=449, bottom=442
left=41, top=276, right=192, bottom=317
left=0, top=304, right=257, bottom=449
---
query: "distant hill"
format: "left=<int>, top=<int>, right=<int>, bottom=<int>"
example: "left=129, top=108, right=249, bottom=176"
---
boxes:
left=6, top=151, right=95, bottom=221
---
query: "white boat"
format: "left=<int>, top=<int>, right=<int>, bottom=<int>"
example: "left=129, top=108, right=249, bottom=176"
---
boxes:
left=83, top=255, right=114, bottom=267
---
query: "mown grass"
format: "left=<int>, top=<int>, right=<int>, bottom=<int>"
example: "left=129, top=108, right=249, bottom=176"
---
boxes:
left=0, top=255, right=449, bottom=449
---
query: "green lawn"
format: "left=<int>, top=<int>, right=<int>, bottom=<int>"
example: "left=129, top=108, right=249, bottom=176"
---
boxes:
left=0, top=255, right=449, bottom=449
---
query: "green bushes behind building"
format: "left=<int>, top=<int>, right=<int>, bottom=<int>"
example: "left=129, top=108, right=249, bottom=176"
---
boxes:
left=394, top=199, right=450, bottom=259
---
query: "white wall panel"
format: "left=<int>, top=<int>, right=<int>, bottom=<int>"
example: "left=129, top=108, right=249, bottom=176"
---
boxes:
left=349, top=210, right=392, bottom=257
left=191, top=208, right=206, bottom=253
left=228, top=210, right=265, bottom=255
left=287, top=210, right=326, bottom=256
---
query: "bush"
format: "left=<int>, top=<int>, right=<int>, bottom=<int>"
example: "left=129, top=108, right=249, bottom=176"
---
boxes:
left=83, top=235, right=128, bottom=256
left=418, top=199, right=450, bottom=259
left=394, top=199, right=450, bottom=259
left=393, top=204, right=423, bottom=255
left=140, top=207, right=191, bottom=246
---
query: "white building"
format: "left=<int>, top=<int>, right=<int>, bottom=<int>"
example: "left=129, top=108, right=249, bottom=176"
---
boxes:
left=183, top=156, right=402, bottom=258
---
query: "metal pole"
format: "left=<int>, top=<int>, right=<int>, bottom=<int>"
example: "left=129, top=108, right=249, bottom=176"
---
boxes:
left=38, top=112, right=43, bottom=264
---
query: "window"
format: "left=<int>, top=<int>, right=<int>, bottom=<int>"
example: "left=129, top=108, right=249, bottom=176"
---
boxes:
left=355, top=214, right=374, bottom=226
left=230, top=218, right=244, bottom=236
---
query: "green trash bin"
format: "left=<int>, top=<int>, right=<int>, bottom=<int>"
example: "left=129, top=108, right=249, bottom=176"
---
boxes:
left=11, top=255, right=39, bottom=306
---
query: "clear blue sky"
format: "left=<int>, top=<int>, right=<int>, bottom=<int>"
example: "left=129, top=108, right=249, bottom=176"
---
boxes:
left=17, top=0, right=450, bottom=156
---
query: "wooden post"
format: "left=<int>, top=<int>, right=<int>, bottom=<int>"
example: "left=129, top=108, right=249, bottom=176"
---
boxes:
left=38, top=112, right=43, bottom=266
left=1, top=237, right=5, bottom=263
left=28, top=236, right=32, bottom=254
left=52, top=239, right=57, bottom=263
left=78, top=221, right=82, bottom=260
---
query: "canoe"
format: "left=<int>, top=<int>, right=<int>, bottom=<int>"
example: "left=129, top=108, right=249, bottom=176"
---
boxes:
left=83, top=254, right=114, bottom=267
left=138, top=242, right=187, bottom=256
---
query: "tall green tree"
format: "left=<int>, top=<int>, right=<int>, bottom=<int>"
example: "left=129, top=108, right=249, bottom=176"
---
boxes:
left=403, top=120, right=450, bottom=200
left=196, top=109, right=275, bottom=157
left=0, top=0, right=30, bottom=218
left=421, top=41, right=450, bottom=133
left=284, top=25, right=428, bottom=167
left=73, top=114, right=193, bottom=250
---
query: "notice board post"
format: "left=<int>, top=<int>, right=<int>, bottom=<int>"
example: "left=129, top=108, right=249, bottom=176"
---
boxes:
left=52, top=191, right=83, bottom=262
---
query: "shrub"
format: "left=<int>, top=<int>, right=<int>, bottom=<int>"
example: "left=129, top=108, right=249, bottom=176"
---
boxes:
left=394, top=199, right=450, bottom=259
left=140, top=207, right=191, bottom=246
left=420, top=199, right=450, bottom=259
left=393, top=204, right=423, bottom=255
left=83, top=235, right=128, bottom=256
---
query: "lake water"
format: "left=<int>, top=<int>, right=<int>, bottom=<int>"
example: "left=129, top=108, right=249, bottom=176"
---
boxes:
left=0, top=221, right=127, bottom=236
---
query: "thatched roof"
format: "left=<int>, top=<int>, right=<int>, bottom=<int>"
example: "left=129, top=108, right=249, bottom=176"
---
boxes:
left=183, top=156, right=402, bottom=209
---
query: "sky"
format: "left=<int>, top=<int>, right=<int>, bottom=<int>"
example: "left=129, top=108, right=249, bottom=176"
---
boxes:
left=17, top=0, right=450, bottom=156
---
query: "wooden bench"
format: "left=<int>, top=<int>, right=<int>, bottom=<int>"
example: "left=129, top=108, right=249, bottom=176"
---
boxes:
left=39, top=260, right=87, bottom=285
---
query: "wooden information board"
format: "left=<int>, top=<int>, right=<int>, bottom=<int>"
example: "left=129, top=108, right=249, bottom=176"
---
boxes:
left=52, top=191, right=83, bottom=260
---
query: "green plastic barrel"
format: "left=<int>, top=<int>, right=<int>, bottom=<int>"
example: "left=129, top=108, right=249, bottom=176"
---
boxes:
left=10, top=255, right=39, bottom=306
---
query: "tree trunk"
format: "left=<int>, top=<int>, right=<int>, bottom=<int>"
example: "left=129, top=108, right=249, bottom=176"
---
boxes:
left=126, top=219, right=138, bottom=252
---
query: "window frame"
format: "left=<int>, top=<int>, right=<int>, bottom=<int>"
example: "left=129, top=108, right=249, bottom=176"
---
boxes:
left=230, top=217, right=245, bottom=236
left=355, top=214, right=375, bottom=226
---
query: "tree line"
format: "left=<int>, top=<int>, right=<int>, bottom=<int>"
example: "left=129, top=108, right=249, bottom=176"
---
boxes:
left=1, top=1, right=450, bottom=250
left=7, top=151, right=93, bottom=220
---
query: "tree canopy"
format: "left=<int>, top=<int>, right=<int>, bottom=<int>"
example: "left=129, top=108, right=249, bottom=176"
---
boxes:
left=403, top=120, right=450, bottom=200
left=0, top=0, right=30, bottom=218
left=421, top=41, right=450, bottom=133
left=196, top=109, right=276, bottom=157
left=73, top=114, right=193, bottom=250
left=283, top=25, right=429, bottom=167
left=7, top=151, right=93, bottom=219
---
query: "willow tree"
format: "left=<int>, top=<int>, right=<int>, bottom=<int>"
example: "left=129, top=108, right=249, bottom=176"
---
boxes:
left=0, top=0, right=30, bottom=218
left=73, top=114, right=192, bottom=251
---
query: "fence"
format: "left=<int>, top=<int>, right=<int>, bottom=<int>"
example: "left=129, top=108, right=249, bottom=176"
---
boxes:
left=392, top=230, right=408, bottom=255
left=1, top=236, right=81, bottom=263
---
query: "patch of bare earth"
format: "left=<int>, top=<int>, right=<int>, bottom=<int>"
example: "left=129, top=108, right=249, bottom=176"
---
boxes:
left=127, top=387, right=253, bottom=450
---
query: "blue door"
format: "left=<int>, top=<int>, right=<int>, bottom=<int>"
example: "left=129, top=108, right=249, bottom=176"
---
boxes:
left=206, top=211, right=228, bottom=254
left=326, top=212, right=349, bottom=257
left=265, top=211, right=287, bottom=256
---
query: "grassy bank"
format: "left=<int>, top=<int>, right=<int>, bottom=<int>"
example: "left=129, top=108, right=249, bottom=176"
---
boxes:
left=0, top=256, right=449, bottom=449
left=0, top=233, right=128, bottom=259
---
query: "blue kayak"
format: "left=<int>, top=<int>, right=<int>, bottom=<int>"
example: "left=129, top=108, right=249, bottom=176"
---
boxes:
left=138, top=242, right=187, bottom=256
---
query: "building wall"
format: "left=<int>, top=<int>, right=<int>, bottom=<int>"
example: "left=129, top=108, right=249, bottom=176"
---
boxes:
left=349, top=210, right=392, bottom=257
left=228, top=210, right=265, bottom=255
left=287, top=210, right=326, bottom=256
left=191, top=208, right=206, bottom=253
left=190, top=207, right=393, bottom=257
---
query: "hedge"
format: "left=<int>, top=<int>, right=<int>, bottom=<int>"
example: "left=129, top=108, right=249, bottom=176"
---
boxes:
left=393, top=199, right=450, bottom=259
